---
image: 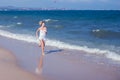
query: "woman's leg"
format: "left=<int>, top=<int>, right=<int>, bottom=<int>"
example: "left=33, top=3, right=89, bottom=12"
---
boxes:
left=36, top=40, right=45, bottom=74
left=40, top=40, right=45, bottom=56
left=38, top=40, right=41, bottom=47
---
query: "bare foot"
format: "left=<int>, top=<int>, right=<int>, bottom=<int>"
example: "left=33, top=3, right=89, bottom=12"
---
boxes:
left=42, top=53, right=45, bottom=56
left=35, top=68, right=42, bottom=74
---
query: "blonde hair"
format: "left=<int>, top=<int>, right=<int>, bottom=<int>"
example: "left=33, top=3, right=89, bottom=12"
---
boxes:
left=39, top=21, right=45, bottom=26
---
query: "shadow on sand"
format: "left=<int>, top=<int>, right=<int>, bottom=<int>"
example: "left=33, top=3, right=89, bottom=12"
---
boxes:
left=45, top=49, right=63, bottom=54
left=36, top=49, right=63, bottom=74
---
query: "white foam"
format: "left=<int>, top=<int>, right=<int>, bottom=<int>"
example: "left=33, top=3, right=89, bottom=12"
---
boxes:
left=0, top=29, right=120, bottom=61
left=17, top=22, right=22, bottom=25
left=92, top=29, right=100, bottom=32
left=43, top=19, right=58, bottom=22
left=0, top=30, right=36, bottom=43
left=13, top=16, right=18, bottom=19
left=0, top=25, right=12, bottom=28
left=0, top=25, right=4, bottom=28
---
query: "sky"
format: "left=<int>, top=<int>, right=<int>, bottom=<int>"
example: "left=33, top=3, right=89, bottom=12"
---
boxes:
left=0, top=0, right=120, bottom=10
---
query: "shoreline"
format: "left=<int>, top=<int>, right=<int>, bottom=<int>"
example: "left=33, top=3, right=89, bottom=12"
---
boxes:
left=0, top=35, right=120, bottom=80
left=0, top=29, right=120, bottom=62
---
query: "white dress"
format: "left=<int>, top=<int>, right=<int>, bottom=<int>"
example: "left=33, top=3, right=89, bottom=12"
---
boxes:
left=38, top=29, right=46, bottom=41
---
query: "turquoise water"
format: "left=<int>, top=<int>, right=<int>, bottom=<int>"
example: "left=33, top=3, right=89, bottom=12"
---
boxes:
left=0, top=10, right=120, bottom=61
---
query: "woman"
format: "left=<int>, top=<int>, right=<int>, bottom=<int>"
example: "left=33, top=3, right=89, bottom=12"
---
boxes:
left=36, top=21, right=47, bottom=56
left=35, top=21, right=47, bottom=74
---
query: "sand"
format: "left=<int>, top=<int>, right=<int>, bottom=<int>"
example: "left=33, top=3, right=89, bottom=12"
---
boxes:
left=0, top=35, right=120, bottom=80
left=0, top=47, right=42, bottom=80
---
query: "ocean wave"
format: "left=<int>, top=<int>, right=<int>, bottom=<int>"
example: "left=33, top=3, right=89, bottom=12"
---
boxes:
left=91, top=29, right=120, bottom=39
left=17, top=22, right=22, bottom=25
left=67, top=30, right=81, bottom=34
left=0, top=25, right=5, bottom=28
left=0, top=29, right=120, bottom=61
left=0, top=25, right=13, bottom=28
left=50, top=25, right=64, bottom=29
left=13, top=16, right=18, bottom=19
left=43, top=19, right=58, bottom=22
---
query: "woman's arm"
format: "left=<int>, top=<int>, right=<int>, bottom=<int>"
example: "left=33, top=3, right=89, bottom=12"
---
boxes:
left=36, top=28, right=40, bottom=39
left=45, top=27, right=47, bottom=34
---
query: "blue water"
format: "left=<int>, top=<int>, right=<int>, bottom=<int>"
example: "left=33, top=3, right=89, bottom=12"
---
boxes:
left=0, top=10, right=120, bottom=61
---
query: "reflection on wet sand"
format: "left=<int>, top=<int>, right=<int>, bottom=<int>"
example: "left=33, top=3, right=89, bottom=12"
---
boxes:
left=36, top=55, right=44, bottom=74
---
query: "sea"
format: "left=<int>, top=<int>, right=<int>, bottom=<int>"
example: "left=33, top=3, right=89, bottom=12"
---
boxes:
left=0, top=10, right=120, bottom=62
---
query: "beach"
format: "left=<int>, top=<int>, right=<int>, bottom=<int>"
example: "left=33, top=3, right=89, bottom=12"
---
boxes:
left=0, top=35, right=120, bottom=80
left=0, top=46, right=41, bottom=80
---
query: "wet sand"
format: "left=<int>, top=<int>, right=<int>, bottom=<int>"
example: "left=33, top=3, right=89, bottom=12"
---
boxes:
left=0, top=35, right=120, bottom=80
left=0, top=47, right=42, bottom=80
